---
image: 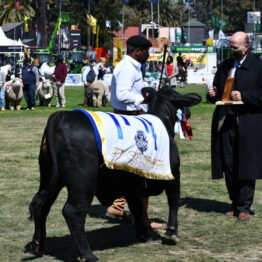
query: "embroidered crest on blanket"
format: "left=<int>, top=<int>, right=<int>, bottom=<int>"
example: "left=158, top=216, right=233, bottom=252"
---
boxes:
left=75, top=109, right=174, bottom=180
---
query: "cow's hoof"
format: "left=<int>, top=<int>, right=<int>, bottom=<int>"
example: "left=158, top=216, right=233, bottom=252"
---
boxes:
left=137, top=232, right=153, bottom=243
left=24, top=241, right=43, bottom=257
left=78, top=255, right=100, bottom=262
left=17, top=107, right=21, bottom=110
left=10, top=107, right=14, bottom=110
left=161, top=234, right=179, bottom=245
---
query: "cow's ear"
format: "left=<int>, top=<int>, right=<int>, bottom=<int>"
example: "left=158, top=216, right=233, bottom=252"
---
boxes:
left=174, top=93, right=202, bottom=107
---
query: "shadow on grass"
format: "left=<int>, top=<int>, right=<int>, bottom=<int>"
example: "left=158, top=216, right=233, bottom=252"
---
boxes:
left=22, top=205, right=162, bottom=262
left=181, top=197, right=231, bottom=213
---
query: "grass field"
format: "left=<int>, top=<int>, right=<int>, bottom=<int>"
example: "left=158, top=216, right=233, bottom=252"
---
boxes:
left=0, top=86, right=261, bottom=262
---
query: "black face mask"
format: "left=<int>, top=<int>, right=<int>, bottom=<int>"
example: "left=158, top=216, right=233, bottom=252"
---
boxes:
left=232, top=50, right=244, bottom=60
left=140, top=53, right=149, bottom=64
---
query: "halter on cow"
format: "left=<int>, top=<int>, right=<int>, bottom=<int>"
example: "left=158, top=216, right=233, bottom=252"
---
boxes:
left=26, top=86, right=201, bottom=262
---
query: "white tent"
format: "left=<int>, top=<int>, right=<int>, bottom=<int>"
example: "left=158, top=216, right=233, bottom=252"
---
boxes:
left=0, top=26, right=26, bottom=46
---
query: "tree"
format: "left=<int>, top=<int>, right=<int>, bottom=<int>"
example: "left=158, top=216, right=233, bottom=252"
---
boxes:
left=193, top=0, right=254, bottom=32
left=35, top=0, right=47, bottom=48
left=0, top=0, right=35, bottom=25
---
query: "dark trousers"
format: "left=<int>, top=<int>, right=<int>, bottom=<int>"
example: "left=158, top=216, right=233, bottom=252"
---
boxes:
left=23, top=84, right=36, bottom=109
left=221, top=115, right=256, bottom=214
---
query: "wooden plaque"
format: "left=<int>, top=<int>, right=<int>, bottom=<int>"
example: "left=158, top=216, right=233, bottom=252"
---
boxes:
left=221, top=77, right=234, bottom=102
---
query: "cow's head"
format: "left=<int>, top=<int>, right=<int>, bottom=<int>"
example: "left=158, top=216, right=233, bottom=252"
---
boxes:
left=147, top=85, right=201, bottom=136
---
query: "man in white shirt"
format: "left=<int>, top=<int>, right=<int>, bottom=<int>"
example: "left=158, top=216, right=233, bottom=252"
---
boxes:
left=82, top=59, right=97, bottom=106
left=110, top=35, right=152, bottom=114
left=107, top=35, right=162, bottom=229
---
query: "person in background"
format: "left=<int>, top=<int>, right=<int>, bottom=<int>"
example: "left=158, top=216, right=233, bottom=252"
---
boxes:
left=82, top=59, right=97, bottom=106
left=0, top=61, right=6, bottom=111
left=22, top=58, right=39, bottom=110
left=97, top=59, right=106, bottom=80
left=165, top=55, right=179, bottom=90
left=52, top=55, right=67, bottom=108
left=109, top=34, right=162, bottom=229
left=207, top=31, right=262, bottom=221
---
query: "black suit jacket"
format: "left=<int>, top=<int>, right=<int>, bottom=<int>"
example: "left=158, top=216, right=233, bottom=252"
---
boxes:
left=207, top=52, right=262, bottom=180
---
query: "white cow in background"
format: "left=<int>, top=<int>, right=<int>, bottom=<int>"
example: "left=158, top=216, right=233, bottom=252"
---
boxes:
left=4, top=78, right=23, bottom=110
left=1, top=64, right=12, bottom=77
left=37, top=79, right=55, bottom=107
left=39, top=62, right=55, bottom=79
left=91, top=80, right=110, bottom=107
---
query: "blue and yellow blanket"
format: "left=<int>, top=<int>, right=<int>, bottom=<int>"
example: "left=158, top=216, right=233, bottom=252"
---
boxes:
left=75, top=109, right=173, bottom=180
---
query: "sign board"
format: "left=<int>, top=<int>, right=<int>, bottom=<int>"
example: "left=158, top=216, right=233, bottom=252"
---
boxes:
left=247, top=11, right=261, bottom=23
left=65, top=74, right=83, bottom=86
left=69, top=29, right=81, bottom=50
left=0, top=46, right=24, bottom=53
left=172, top=46, right=216, bottom=53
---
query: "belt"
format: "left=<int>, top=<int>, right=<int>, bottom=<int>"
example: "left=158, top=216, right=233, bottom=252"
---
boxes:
left=113, top=109, right=144, bottom=116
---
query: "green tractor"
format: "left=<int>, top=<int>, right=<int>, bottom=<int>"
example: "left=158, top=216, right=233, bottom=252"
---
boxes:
left=65, top=50, right=85, bottom=73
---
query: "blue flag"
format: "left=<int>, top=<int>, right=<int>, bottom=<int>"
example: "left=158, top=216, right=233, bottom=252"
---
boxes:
left=151, top=0, right=158, bottom=3
left=121, top=0, right=128, bottom=3
left=88, top=0, right=93, bottom=4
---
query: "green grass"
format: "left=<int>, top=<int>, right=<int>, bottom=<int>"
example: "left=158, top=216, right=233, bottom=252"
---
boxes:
left=0, top=85, right=261, bottom=262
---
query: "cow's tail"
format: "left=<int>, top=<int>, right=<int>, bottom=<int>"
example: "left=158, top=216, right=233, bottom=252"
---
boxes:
left=28, top=111, right=63, bottom=220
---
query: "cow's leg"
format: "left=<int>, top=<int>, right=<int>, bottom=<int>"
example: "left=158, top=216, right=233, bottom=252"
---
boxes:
left=62, top=174, right=98, bottom=262
left=26, top=185, right=62, bottom=256
left=97, top=93, right=103, bottom=107
left=162, top=174, right=180, bottom=245
left=9, top=100, right=14, bottom=110
left=126, top=196, right=150, bottom=242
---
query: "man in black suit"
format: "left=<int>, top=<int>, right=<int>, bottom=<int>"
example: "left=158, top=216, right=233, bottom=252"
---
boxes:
left=207, top=31, right=262, bottom=221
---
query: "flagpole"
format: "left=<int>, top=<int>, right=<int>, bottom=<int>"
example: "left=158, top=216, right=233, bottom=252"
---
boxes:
left=151, top=2, right=154, bottom=38
left=88, top=0, right=91, bottom=51
left=122, top=3, right=125, bottom=45
left=14, top=1, right=17, bottom=72
left=58, top=0, right=62, bottom=54
left=157, top=1, right=160, bottom=26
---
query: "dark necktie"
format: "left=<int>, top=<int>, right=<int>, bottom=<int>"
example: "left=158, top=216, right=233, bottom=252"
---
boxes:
left=233, top=61, right=241, bottom=90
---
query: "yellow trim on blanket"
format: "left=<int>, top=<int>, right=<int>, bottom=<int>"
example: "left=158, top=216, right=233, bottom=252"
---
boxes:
left=86, top=110, right=107, bottom=156
left=104, top=160, right=174, bottom=181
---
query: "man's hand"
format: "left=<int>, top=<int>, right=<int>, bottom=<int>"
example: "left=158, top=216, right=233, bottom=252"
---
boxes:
left=208, top=87, right=217, bottom=97
left=231, top=91, right=242, bottom=101
left=141, top=87, right=156, bottom=104
left=85, top=82, right=92, bottom=87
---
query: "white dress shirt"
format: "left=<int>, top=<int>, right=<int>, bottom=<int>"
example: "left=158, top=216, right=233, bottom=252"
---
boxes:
left=110, top=55, right=146, bottom=111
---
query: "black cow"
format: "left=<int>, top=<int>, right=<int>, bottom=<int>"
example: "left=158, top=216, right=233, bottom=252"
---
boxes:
left=26, top=86, right=201, bottom=262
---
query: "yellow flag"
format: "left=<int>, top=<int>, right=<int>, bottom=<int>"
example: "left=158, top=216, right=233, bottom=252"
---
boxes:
left=24, top=16, right=29, bottom=32
left=90, top=15, right=97, bottom=27
left=116, top=39, right=123, bottom=61
left=206, top=37, right=213, bottom=46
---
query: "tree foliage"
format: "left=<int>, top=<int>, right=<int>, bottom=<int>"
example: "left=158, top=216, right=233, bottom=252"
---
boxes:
left=0, top=0, right=35, bottom=25
left=0, top=0, right=259, bottom=49
left=193, top=0, right=255, bottom=32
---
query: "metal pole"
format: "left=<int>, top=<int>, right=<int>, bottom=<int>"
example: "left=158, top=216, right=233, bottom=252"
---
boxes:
left=121, top=3, right=125, bottom=44
left=88, top=1, right=91, bottom=50
left=221, top=0, right=223, bottom=61
left=58, top=0, right=62, bottom=54
left=157, top=1, right=160, bottom=26
left=13, top=7, right=16, bottom=73
left=188, top=9, right=190, bottom=44
left=151, top=2, right=154, bottom=38
left=254, top=0, right=256, bottom=37
left=158, top=44, right=168, bottom=90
